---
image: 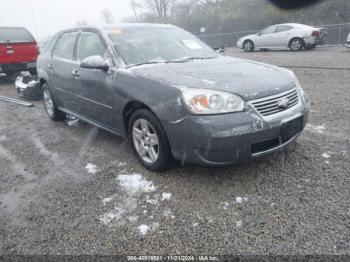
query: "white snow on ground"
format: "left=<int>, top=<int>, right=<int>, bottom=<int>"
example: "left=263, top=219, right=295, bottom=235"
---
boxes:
left=305, top=124, right=326, bottom=134
left=117, top=173, right=156, bottom=195
left=161, top=193, right=172, bottom=201
left=193, top=223, right=199, bottom=227
left=163, top=209, right=175, bottom=219
left=236, top=220, right=243, bottom=227
left=145, top=195, right=159, bottom=205
left=118, top=162, right=127, bottom=167
left=102, top=196, right=114, bottom=206
left=86, top=163, right=99, bottom=174
left=235, top=197, right=248, bottom=204
left=0, top=135, right=6, bottom=142
left=322, top=153, right=331, bottom=158
left=138, top=224, right=150, bottom=235
left=100, top=207, right=125, bottom=225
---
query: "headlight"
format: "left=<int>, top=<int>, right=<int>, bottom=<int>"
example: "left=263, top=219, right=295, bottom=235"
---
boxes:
left=182, top=89, right=245, bottom=115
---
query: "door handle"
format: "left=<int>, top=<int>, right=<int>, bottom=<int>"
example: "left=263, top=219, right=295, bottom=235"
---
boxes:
left=72, top=70, right=80, bottom=77
left=48, top=64, right=54, bottom=69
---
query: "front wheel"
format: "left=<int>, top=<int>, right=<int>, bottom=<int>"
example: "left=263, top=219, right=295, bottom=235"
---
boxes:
left=129, top=109, right=172, bottom=171
left=42, top=84, right=66, bottom=121
left=243, top=40, right=254, bottom=52
left=289, top=38, right=304, bottom=51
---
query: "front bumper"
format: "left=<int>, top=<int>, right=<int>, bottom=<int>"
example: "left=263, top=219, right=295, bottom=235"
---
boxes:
left=162, top=101, right=309, bottom=166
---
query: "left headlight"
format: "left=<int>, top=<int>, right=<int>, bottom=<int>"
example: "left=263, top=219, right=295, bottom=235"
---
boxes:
left=182, top=89, right=245, bottom=115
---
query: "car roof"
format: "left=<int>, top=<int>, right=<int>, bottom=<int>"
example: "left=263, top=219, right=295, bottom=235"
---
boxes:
left=276, top=23, right=315, bottom=29
left=59, top=23, right=175, bottom=34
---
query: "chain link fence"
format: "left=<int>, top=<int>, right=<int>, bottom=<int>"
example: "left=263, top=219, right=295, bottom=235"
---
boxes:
left=198, top=23, right=350, bottom=48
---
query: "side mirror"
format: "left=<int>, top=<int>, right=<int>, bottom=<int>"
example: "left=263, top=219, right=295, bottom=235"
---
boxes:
left=80, top=55, right=109, bottom=71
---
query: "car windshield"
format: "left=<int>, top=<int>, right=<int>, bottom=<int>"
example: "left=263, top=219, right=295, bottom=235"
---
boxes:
left=107, top=26, right=218, bottom=67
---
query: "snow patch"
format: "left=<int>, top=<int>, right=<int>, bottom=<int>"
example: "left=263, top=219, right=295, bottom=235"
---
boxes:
left=161, top=193, right=172, bottom=201
left=102, top=196, right=114, bottom=206
left=86, top=163, right=99, bottom=174
left=235, top=197, right=248, bottom=204
left=117, top=173, right=156, bottom=196
left=138, top=224, right=150, bottom=235
left=236, top=220, right=243, bottom=227
left=322, top=153, right=331, bottom=159
left=100, top=207, right=125, bottom=225
left=0, top=135, right=6, bottom=142
left=118, top=162, right=127, bottom=167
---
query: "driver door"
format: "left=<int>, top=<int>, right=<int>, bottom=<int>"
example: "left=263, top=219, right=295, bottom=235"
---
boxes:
left=71, top=30, right=117, bottom=129
left=255, top=25, right=278, bottom=48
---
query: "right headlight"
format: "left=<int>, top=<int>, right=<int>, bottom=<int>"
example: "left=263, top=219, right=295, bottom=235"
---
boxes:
left=182, top=88, right=245, bottom=115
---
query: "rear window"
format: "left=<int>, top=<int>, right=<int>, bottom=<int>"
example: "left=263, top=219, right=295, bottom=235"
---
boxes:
left=0, top=28, right=35, bottom=44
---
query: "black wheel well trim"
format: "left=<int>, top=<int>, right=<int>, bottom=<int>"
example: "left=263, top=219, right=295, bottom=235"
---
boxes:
left=123, top=100, right=155, bottom=133
left=289, top=37, right=305, bottom=47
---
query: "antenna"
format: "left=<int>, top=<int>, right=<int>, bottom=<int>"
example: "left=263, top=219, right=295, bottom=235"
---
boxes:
left=31, top=8, right=39, bottom=40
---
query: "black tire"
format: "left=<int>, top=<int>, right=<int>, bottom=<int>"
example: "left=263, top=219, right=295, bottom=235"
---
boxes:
left=128, top=109, right=172, bottom=171
left=42, top=83, right=66, bottom=121
left=289, top=38, right=304, bottom=51
left=243, top=40, right=254, bottom=52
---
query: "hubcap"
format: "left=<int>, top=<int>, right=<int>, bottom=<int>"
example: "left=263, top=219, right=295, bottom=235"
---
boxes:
left=245, top=42, right=252, bottom=51
left=291, top=40, right=301, bottom=50
left=132, top=119, right=159, bottom=164
left=43, top=89, right=54, bottom=117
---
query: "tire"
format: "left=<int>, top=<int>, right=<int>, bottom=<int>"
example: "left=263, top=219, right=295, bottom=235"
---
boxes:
left=42, top=83, right=66, bottom=121
left=128, top=109, right=172, bottom=171
left=289, top=38, right=304, bottom=51
left=243, top=40, right=254, bottom=52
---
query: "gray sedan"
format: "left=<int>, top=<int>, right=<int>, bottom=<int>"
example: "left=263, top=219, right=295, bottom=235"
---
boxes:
left=37, top=24, right=310, bottom=171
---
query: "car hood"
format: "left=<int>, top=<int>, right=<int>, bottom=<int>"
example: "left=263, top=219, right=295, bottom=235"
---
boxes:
left=129, top=56, right=296, bottom=100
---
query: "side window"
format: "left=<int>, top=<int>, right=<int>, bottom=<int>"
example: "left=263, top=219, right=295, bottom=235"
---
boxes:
left=77, top=32, right=107, bottom=61
left=52, top=32, right=78, bottom=60
left=276, top=25, right=292, bottom=33
left=261, top=26, right=277, bottom=35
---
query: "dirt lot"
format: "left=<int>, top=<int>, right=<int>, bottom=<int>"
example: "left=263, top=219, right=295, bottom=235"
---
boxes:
left=1, top=47, right=350, bottom=256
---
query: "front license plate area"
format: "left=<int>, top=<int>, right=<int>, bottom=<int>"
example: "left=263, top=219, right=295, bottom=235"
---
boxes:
left=280, top=116, right=303, bottom=143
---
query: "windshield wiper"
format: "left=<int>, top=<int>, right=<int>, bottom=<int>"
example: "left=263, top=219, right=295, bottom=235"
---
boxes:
left=166, top=56, right=218, bottom=63
left=126, top=60, right=165, bottom=69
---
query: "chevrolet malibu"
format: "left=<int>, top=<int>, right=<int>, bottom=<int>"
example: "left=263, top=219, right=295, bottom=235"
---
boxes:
left=37, top=24, right=310, bottom=171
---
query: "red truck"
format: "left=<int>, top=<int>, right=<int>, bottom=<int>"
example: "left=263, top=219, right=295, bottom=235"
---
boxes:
left=0, top=27, right=39, bottom=77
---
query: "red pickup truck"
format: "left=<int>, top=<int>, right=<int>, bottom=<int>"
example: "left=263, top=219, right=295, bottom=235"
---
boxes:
left=0, top=27, right=39, bottom=77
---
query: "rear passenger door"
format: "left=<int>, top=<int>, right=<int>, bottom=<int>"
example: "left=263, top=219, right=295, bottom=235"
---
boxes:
left=50, top=31, right=79, bottom=112
left=274, top=25, right=293, bottom=48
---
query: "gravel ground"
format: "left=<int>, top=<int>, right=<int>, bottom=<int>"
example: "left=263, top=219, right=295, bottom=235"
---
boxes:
left=0, top=47, right=349, bottom=256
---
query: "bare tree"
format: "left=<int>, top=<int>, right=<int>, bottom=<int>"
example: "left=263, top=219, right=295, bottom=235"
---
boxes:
left=134, top=0, right=176, bottom=22
left=76, top=19, right=88, bottom=26
left=130, top=0, right=142, bottom=22
left=101, top=9, right=115, bottom=24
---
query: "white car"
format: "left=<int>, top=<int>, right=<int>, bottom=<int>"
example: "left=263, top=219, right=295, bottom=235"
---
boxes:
left=237, top=23, right=322, bottom=52
left=346, top=33, right=350, bottom=48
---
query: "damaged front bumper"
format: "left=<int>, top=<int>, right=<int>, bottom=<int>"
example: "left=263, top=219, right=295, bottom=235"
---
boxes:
left=162, top=102, right=309, bottom=166
left=15, top=75, right=42, bottom=100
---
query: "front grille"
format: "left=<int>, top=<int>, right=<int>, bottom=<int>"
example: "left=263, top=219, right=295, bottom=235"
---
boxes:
left=251, top=89, right=299, bottom=117
left=251, top=138, right=280, bottom=154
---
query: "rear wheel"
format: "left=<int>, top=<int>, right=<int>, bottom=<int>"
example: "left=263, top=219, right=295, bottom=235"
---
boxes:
left=42, top=84, right=66, bottom=121
left=128, top=109, right=172, bottom=171
left=243, top=40, right=254, bottom=52
left=289, top=38, right=304, bottom=51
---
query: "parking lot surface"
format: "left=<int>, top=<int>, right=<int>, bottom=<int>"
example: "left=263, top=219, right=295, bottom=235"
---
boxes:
left=0, top=47, right=349, bottom=255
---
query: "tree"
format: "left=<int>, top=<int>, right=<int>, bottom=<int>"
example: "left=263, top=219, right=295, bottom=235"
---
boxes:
left=76, top=19, right=88, bottom=26
left=101, top=9, right=115, bottom=24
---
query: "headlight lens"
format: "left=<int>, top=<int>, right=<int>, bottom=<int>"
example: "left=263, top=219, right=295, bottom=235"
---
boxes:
left=284, top=69, right=310, bottom=107
left=182, top=89, right=245, bottom=114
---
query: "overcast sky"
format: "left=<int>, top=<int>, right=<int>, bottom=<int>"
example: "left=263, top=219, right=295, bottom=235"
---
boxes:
left=0, top=0, right=133, bottom=41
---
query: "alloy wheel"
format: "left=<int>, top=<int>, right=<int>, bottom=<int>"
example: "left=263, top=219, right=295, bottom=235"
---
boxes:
left=43, top=89, right=54, bottom=117
left=132, top=119, right=160, bottom=164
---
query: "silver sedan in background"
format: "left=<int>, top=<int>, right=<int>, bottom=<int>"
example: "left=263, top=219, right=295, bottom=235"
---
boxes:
left=237, top=23, right=323, bottom=52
